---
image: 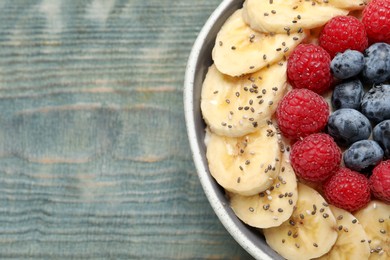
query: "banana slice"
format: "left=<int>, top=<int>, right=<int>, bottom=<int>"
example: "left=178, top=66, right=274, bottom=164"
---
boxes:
left=206, top=122, right=282, bottom=196
left=263, top=183, right=338, bottom=260
left=242, top=0, right=348, bottom=34
left=328, top=0, right=368, bottom=10
left=316, top=205, right=370, bottom=260
left=355, top=201, right=390, bottom=260
left=201, top=62, right=287, bottom=138
left=228, top=155, right=298, bottom=228
left=212, top=9, right=306, bottom=77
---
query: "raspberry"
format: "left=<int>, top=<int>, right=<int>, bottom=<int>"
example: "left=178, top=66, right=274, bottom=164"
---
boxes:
left=287, top=44, right=332, bottom=94
left=369, top=160, right=390, bottom=203
left=290, top=133, right=342, bottom=182
left=276, top=89, right=329, bottom=140
left=362, top=0, right=390, bottom=44
left=319, top=16, right=368, bottom=57
left=323, top=168, right=371, bottom=212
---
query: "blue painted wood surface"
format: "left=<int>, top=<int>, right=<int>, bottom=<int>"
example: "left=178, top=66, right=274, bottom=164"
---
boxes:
left=0, top=0, right=253, bottom=258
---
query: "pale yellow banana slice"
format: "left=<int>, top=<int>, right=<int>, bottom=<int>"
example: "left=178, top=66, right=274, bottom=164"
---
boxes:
left=263, top=183, right=338, bottom=260
left=242, top=0, right=348, bottom=33
left=355, top=201, right=390, bottom=260
left=228, top=155, right=297, bottom=228
left=212, top=9, right=306, bottom=77
left=328, top=0, right=368, bottom=10
left=201, top=62, right=287, bottom=138
left=206, top=122, right=282, bottom=196
left=316, top=205, right=370, bottom=260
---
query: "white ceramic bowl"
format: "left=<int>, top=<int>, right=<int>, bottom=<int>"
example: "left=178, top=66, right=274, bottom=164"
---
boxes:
left=184, top=1, right=283, bottom=259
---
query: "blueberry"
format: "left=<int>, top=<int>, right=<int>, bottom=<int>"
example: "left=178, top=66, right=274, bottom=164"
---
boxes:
left=373, top=120, right=390, bottom=158
left=330, top=50, right=364, bottom=79
left=331, top=79, right=364, bottom=110
left=362, top=42, right=390, bottom=84
left=343, top=140, right=384, bottom=173
left=327, top=108, right=372, bottom=147
left=361, top=84, right=390, bottom=124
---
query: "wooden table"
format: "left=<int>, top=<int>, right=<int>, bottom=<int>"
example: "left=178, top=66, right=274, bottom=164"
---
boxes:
left=0, top=0, right=253, bottom=258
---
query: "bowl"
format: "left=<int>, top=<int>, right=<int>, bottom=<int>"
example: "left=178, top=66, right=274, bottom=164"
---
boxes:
left=183, top=0, right=283, bottom=259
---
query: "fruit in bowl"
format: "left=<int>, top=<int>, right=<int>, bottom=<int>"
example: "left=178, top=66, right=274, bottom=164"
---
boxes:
left=184, top=0, right=390, bottom=259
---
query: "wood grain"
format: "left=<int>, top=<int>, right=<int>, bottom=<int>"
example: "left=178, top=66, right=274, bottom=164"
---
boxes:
left=0, top=0, right=254, bottom=259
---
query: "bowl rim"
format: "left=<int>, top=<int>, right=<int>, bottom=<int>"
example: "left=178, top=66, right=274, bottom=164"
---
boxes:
left=183, top=1, right=276, bottom=259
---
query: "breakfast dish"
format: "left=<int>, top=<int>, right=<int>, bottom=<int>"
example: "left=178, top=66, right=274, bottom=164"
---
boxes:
left=199, top=0, right=390, bottom=259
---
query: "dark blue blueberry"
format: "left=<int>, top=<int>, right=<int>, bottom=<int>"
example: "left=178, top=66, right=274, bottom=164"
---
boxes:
left=330, top=50, right=364, bottom=79
left=361, top=84, right=390, bottom=124
left=362, top=42, right=390, bottom=84
left=331, top=79, right=364, bottom=110
left=373, top=120, right=390, bottom=158
left=327, top=108, right=372, bottom=147
left=343, top=140, right=383, bottom=173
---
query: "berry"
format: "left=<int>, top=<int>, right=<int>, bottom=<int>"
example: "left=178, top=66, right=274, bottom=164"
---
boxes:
left=330, top=50, right=364, bottom=79
left=323, top=168, right=371, bottom=212
left=361, top=43, right=390, bottom=84
left=373, top=120, right=390, bottom=158
left=287, top=44, right=332, bottom=94
left=276, top=89, right=329, bottom=140
left=362, top=0, right=390, bottom=44
left=319, top=16, right=368, bottom=57
left=327, top=109, right=372, bottom=147
left=331, top=79, right=364, bottom=110
left=369, top=160, right=390, bottom=203
left=343, top=140, right=384, bottom=173
left=361, top=84, right=390, bottom=124
left=290, top=133, right=341, bottom=182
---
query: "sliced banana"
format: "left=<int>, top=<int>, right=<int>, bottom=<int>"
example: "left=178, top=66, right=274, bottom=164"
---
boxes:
left=242, top=0, right=348, bottom=34
left=328, top=0, right=368, bottom=10
left=206, top=122, right=282, bottom=196
left=212, top=9, right=306, bottom=77
left=355, top=201, right=390, bottom=260
left=228, top=155, right=297, bottom=228
left=201, top=62, right=287, bottom=138
left=263, top=183, right=338, bottom=260
left=316, top=205, right=370, bottom=260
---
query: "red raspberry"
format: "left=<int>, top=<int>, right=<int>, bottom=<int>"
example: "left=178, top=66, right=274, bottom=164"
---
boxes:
left=362, top=0, right=390, bottom=44
left=319, top=16, right=368, bottom=57
left=287, top=43, right=332, bottom=94
left=290, top=133, right=341, bottom=183
left=369, top=160, right=390, bottom=203
left=323, top=168, right=371, bottom=212
left=276, top=89, right=329, bottom=140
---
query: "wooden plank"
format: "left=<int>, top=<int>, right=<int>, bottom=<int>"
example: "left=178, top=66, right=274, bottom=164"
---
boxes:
left=0, top=0, right=254, bottom=259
